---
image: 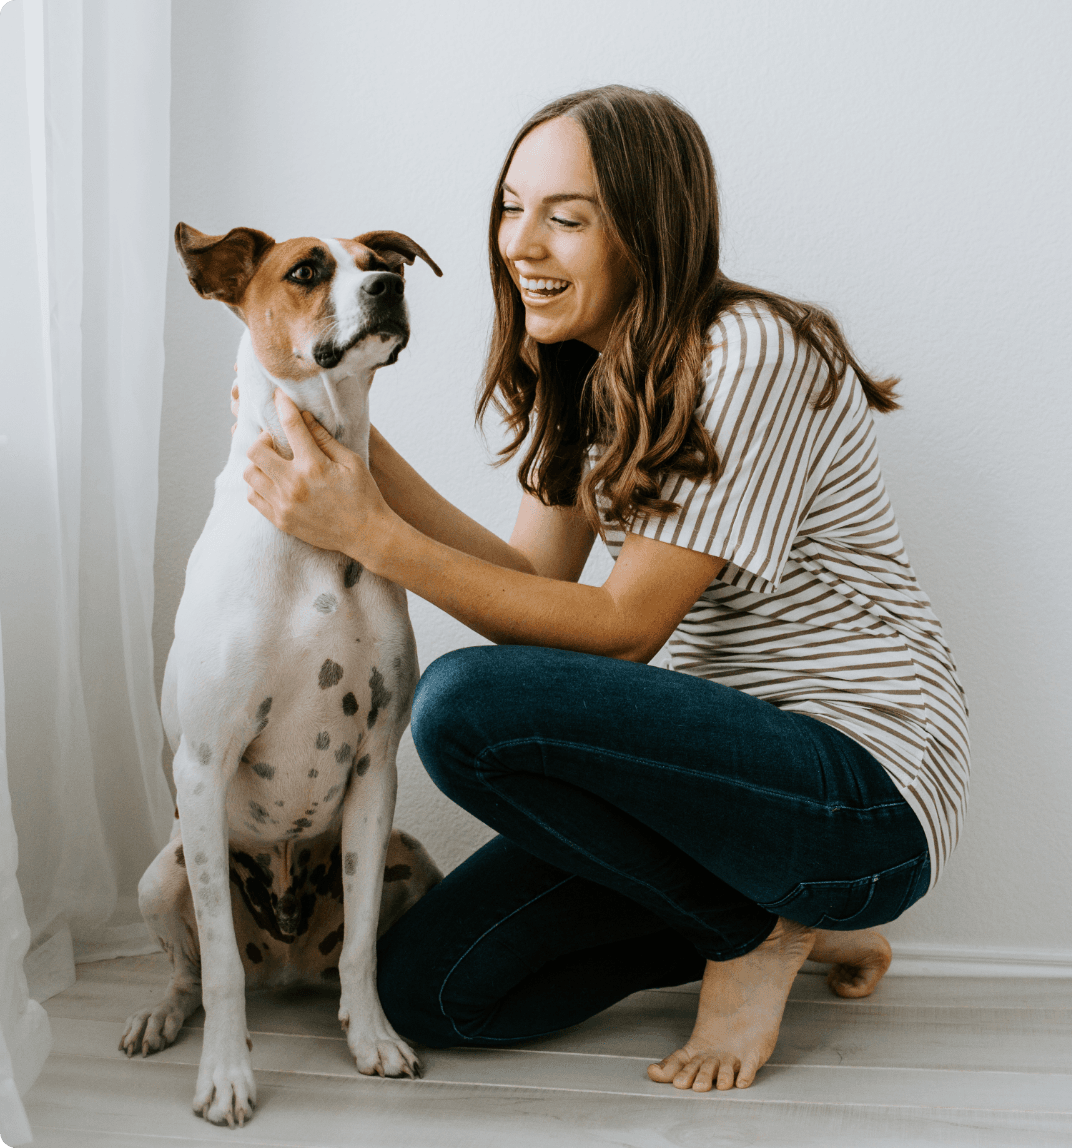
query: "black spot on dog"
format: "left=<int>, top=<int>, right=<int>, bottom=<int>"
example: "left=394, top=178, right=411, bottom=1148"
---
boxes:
left=308, top=768, right=319, bottom=778
left=335, top=742, right=353, bottom=764
left=319, top=659, right=343, bottom=689
left=256, top=853, right=272, bottom=872
left=320, top=966, right=340, bottom=981
left=384, top=864, right=412, bottom=882
left=293, top=818, right=313, bottom=829
left=175, top=845, right=185, bottom=867
left=344, top=852, right=358, bottom=876
left=342, top=692, right=358, bottom=716
left=343, top=559, right=362, bottom=588
left=315, top=731, right=330, bottom=750
left=298, top=849, right=311, bottom=866
left=249, top=801, right=271, bottom=824
left=254, top=696, right=272, bottom=733
left=314, top=593, right=337, bottom=614
left=197, top=743, right=211, bottom=765
left=275, top=800, right=285, bottom=807
left=251, top=761, right=275, bottom=780
left=397, top=830, right=420, bottom=852
left=318, top=924, right=344, bottom=955
left=245, top=942, right=262, bottom=964
left=310, top=863, right=326, bottom=885
left=367, top=667, right=392, bottom=729
left=355, top=754, right=372, bottom=777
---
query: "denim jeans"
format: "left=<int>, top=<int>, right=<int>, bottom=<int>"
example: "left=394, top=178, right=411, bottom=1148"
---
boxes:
left=377, top=645, right=929, bottom=1048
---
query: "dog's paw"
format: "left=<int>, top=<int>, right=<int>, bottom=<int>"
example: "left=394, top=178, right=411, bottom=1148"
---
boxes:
left=193, top=1033, right=257, bottom=1127
left=339, top=1007, right=421, bottom=1078
left=118, top=1002, right=187, bottom=1058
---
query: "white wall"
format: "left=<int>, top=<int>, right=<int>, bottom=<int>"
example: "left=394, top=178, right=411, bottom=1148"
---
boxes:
left=156, top=0, right=1072, bottom=963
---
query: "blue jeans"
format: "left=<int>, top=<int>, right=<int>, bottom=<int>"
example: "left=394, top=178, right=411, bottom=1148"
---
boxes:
left=377, top=645, right=929, bottom=1048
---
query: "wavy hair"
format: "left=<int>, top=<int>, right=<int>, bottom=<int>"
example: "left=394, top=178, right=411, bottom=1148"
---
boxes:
left=477, top=85, right=899, bottom=535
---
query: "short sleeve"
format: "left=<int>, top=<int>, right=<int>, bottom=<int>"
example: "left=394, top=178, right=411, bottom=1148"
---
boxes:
left=631, top=303, right=843, bottom=594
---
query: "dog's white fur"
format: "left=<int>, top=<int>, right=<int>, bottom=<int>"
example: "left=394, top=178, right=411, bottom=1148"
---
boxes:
left=121, top=228, right=440, bottom=1127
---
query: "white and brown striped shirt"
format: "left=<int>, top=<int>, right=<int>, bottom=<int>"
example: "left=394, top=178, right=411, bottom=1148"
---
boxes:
left=597, top=301, right=969, bottom=888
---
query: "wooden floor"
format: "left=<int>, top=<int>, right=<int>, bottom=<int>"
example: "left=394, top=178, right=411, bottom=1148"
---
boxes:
left=21, top=953, right=1072, bottom=1147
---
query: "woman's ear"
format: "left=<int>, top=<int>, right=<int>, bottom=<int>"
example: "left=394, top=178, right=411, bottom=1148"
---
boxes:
left=174, top=223, right=276, bottom=306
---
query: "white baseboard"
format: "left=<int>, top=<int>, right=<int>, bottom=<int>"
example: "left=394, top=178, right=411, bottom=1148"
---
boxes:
left=802, top=943, right=1072, bottom=978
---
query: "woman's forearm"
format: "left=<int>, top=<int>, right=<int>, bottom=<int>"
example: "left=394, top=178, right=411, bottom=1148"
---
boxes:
left=368, top=514, right=650, bottom=662
left=369, top=427, right=536, bottom=575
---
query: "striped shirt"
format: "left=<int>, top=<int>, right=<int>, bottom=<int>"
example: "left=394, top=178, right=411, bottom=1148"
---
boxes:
left=597, top=301, right=969, bottom=888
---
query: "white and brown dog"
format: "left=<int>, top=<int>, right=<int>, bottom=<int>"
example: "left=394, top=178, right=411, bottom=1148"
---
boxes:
left=120, top=224, right=443, bottom=1127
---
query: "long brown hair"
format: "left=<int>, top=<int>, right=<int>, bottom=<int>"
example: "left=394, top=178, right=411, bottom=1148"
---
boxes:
left=477, top=85, right=899, bottom=535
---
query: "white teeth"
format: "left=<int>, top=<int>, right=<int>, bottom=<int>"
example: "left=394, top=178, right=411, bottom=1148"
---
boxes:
left=519, top=275, right=568, bottom=293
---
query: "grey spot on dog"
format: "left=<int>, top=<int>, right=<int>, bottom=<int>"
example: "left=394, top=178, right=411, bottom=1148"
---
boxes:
left=197, top=743, right=211, bottom=765
left=384, top=864, right=412, bottom=882
left=344, top=852, right=358, bottom=876
left=245, top=942, right=263, bottom=964
left=199, top=870, right=211, bottom=884
left=324, top=784, right=342, bottom=801
left=355, top=754, right=372, bottom=777
left=367, top=667, right=392, bottom=729
left=255, top=697, right=272, bottom=730
left=308, top=768, right=319, bottom=778
left=251, top=761, right=275, bottom=780
left=175, top=845, right=185, bottom=867
left=194, top=852, right=207, bottom=865
left=314, top=593, right=337, bottom=614
left=318, top=658, right=343, bottom=689
left=305, top=809, right=315, bottom=816
left=342, top=692, right=358, bottom=716
left=193, top=781, right=205, bottom=796
left=343, top=559, right=362, bottom=588
left=249, top=801, right=271, bottom=824
left=397, top=830, right=420, bottom=852
left=293, top=818, right=313, bottom=829
left=275, top=800, right=285, bottom=807
left=335, top=742, right=353, bottom=764
left=315, top=731, right=330, bottom=750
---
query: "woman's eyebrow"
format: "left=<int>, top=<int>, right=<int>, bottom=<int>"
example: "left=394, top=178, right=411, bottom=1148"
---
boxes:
left=502, top=183, right=597, bottom=205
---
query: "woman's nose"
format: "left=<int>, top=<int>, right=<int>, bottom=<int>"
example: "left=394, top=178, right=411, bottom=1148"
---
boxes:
left=502, top=214, right=544, bottom=263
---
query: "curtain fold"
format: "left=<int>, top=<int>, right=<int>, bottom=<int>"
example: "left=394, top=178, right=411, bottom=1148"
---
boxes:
left=0, top=0, right=173, bottom=1135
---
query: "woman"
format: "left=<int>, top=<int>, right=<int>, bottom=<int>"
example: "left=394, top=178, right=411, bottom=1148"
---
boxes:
left=242, top=86, right=969, bottom=1092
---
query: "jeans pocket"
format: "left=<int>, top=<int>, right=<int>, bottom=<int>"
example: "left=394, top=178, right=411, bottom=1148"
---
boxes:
left=760, top=851, right=930, bottom=931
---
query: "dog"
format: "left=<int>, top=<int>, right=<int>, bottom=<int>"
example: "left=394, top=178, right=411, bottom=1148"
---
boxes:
left=119, top=223, right=443, bottom=1127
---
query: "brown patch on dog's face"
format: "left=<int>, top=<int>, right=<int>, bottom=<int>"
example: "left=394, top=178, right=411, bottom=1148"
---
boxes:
left=240, top=239, right=340, bottom=380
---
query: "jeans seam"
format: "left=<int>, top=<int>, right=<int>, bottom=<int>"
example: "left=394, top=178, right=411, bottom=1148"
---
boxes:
left=472, top=748, right=744, bottom=955
left=437, top=874, right=577, bottom=1043
left=481, top=735, right=907, bottom=816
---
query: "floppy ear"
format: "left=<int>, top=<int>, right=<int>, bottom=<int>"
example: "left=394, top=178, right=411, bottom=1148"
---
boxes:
left=174, top=223, right=276, bottom=307
left=354, top=231, right=443, bottom=278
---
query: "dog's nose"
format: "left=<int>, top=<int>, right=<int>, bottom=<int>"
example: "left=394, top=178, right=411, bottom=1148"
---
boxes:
left=362, top=272, right=405, bottom=298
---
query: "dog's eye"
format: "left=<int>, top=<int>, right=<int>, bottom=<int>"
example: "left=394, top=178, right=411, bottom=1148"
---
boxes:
left=288, top=265, right=316, bottom=283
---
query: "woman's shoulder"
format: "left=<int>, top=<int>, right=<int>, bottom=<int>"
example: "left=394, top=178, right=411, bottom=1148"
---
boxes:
left=706, top=299, right=797, bottom=367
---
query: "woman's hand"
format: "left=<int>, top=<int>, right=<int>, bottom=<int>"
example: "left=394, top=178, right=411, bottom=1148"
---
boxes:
left=243, top=390, right=393, bottom=565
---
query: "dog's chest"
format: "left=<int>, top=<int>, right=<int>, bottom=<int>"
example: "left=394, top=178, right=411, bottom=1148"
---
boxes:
left=221, top=552, right=416, bottom=846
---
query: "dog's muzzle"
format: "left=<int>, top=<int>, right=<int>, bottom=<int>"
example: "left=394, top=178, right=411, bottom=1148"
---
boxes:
left=313, top=272, right=409, bottom=369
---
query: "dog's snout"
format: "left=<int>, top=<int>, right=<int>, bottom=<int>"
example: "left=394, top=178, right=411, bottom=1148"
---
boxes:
left=362, top=272, right=405, bottom=298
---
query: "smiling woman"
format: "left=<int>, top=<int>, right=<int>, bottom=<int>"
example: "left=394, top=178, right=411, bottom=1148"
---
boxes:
left=241, top=84, right=968, bottom=1095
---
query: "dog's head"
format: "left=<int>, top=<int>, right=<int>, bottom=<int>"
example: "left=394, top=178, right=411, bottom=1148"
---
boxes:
left=175, top=224, right=442, bottom=379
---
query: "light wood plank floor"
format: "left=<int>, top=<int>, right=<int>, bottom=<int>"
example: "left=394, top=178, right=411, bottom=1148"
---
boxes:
left=22, top=953, right=1072, bottom=1147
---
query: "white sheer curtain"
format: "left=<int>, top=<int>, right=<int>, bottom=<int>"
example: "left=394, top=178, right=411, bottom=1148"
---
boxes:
left=0, top=1, right=173, bottom=1139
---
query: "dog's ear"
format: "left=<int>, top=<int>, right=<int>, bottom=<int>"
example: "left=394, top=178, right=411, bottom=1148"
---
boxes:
left=174, top=223, right=276, bottom=307
left=354, top=231, right=443, bottom=278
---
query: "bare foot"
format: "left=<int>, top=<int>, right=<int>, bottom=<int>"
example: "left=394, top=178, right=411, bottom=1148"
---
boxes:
left=809, top=926, right=892, bottom=998
left=647, top=917, right=815, bottom=1092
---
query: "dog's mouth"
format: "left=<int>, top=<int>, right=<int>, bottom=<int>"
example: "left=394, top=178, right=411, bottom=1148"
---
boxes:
left=313, top=320, right=409, bottom=370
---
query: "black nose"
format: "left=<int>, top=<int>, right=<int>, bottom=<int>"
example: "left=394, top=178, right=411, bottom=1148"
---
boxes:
left=361, top=272, right=405, bottom=298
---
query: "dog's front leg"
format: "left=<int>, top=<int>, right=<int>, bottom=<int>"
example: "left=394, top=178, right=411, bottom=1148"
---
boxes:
left=337, top=748, right=420, bottom=1078
left=173, top=738, right=256, bottom=1126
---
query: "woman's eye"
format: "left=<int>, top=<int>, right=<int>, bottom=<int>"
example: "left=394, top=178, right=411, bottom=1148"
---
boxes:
left=289, top=265, right=315, bottom=282
left=501, top=203, right=521, bottom=214
left=551, top=216, right=581, bottom=229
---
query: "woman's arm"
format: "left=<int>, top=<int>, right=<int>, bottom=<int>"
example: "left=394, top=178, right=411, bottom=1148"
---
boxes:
left=245, top=391, right=724, bottom=663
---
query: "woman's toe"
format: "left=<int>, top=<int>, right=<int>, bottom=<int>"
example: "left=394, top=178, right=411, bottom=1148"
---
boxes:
left=672, top=1054, right=703, bottom=1089
left=715, top=1057, right=738, bottom=1090
left=736, top=1056, right=760, bottom=1088
left=691, top=1057, right=717, bottom=1091
left=648, top=1048, right=688, bottom=1083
